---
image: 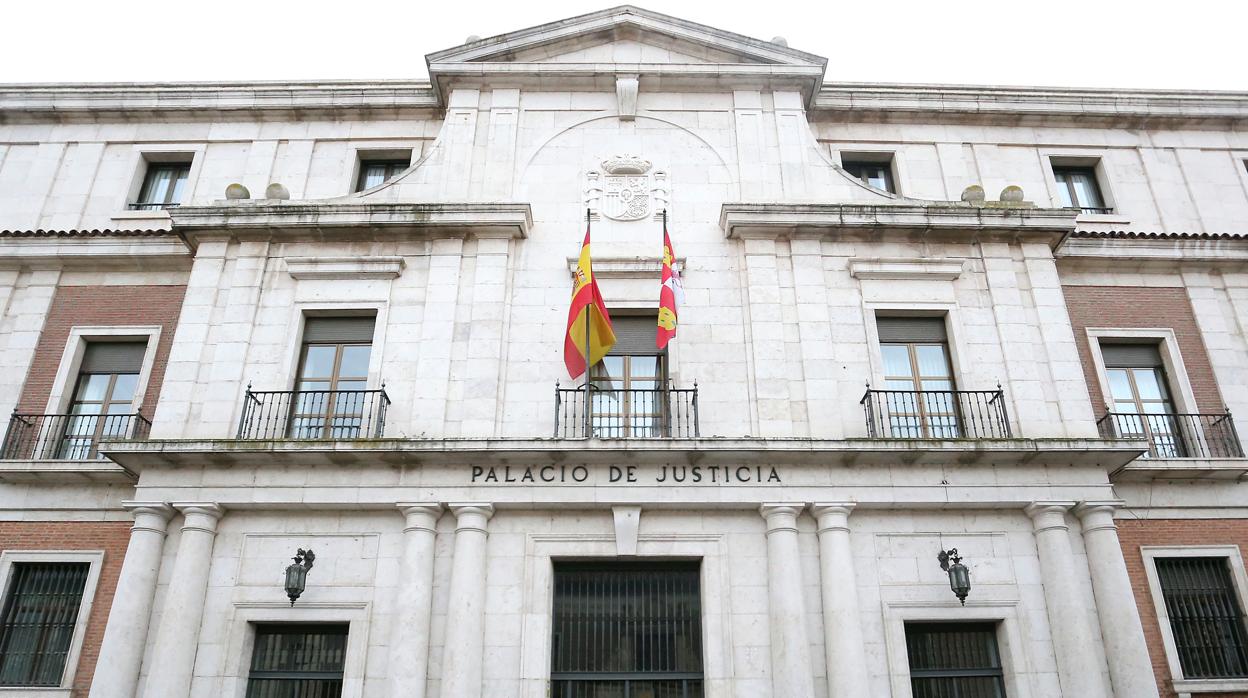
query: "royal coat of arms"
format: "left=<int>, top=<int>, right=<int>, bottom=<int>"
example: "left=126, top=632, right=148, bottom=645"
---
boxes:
left=587, top=156, right=667, bottom=221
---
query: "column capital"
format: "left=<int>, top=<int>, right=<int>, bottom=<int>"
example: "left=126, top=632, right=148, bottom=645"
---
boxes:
left=449, top=503, right=494, bottom=533
left=171, top=502, right=224, bottom=534
left=810, top=503, right=855, bottom=534
left=1025, top=501, right=1075, bottom=533
left=397, top=503, right=443, bottom=533
left=1074, top=500, right=1125, bottom=533
left=760, top=503, right=804, bottom=534
left=122, top=501, right=175, bottom=534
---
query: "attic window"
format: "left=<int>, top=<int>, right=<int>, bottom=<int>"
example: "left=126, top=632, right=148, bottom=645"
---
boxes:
left=840, top=152, right=897, bottom=194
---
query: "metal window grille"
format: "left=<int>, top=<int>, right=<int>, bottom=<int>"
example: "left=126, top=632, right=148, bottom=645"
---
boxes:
left=246, top=624, right=347, bottom=698
left=551, top=562, right=704, bottom=698
left=1156, top=557, right=1248, bottom=679
left=0, top=562, right=90, bottom=687
left=905, top=622, right=1007, bottom=698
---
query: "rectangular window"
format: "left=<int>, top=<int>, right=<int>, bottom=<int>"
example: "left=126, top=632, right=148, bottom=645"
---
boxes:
left=1099, top=341, right=1185, bottom=457
left=876, top=316, right=959, bottom=438
left=132, top=162, right=191, bottom=210
left=1052, top=165, right=1110, bottom=213
left=590, top=316, right=668, bottom=438
left=841, top=154, right=896, bottom=193
left=355, top=158, right=410, bottom=192
left=905, top=622, right=1007, bottom=698
left=291, top=316, right=376, bottom=439
left=0, top=562, right=90, bottom=687
left=551, top=561, right=703, bottom=698
left=1155, top=557, right=1248, bottom=679
left=246, top=623, right=347, bottom=698
left=61, top=341, right=147, bottom=459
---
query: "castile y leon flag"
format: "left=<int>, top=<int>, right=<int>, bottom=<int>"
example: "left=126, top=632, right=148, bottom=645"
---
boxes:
left=657, top=211, right=684, bottom=350
left=564, top=214, right=616, bottom=379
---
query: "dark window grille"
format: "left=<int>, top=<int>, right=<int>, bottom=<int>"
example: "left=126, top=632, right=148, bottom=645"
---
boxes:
left=0, top=562, right=90, bottom=687
left=551, top=561, right=703, bottom=698
left=246, top=624, right=347, bottom=698
left=1156, top=557, right=1248, bottom=679
left=905, top=622, right=1007, bottom=698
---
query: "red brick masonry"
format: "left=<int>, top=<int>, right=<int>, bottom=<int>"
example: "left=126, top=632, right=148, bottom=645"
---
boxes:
left=1118, top=518, right=1248, bottom=698
left=1063, top=285, right=1224, bottom=416
left=0, top=521, right=132, bottom=696
left=17, top=284, right=186, bottom=414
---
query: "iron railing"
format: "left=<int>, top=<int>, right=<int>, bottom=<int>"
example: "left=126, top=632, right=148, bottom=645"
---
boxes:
left=235, top=387, right=390, bottom=440
left=0, top=561, right=91, bottom=686
left=1097, top=411, right=1243, bottom=459
left=861, top=387, right=1012, bottom=439
left=1078, top=206, right=1114, bottom=215
left=1155, top=557, right=1248, bottom=679
left=1, top=411, right=151, bottom=460
left=127, top=202, right=180, bottom=211
left=555, top=383, right=699, bottom=439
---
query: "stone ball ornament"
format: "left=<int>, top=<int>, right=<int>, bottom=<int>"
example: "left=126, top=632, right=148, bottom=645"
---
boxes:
left=225, top=183, right=251, bottom=200
left=1000, top=185, right=1025, bottom=202
left=960, top=184, right=986, bottom=203
left=264, top=183, right=290, bottom=200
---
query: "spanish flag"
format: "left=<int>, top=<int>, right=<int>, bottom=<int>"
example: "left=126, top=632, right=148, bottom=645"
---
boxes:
left=564, top=221, right=616, bottom=379
left=656, top=215, right=683, bottom=349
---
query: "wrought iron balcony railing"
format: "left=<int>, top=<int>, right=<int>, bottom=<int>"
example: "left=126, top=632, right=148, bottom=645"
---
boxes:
left=1097, top=411, right=1243, bottom=459
left=555, top=383, right=699, bottom=439
left=236, top=387, right=390, bottom=440
left=1, top=411, right=151, bottom=460
left=861, top=387, right=1013, bottom=439
left=1078, top=206, right=1114, bottom=215
left=127, top=202, right=180, bottom=211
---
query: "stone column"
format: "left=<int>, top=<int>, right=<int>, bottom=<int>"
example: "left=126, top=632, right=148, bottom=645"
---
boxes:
left=1025, top=502, right=1109, bottom=698
left=440, top=503, right=494, bottom=698
left=1075, top=501, right=1161, bottom=698
left=387, top=503, right=443, bottom=698
left=760, top=504, right=816, bottom=698
left=811, top=503, right=870, bottom=698
left=88, top=502, right=174, bottom=698
left=142, top=503, right=223, bottom=698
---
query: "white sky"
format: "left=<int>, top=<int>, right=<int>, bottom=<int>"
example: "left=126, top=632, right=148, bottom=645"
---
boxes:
left=1, top=0, right=1244, bottom=90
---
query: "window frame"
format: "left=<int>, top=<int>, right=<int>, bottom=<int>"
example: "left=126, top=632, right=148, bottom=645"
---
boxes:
left=837, top=150, right=901, bottom=195
left=903, top=621, right=1007, bottom=697
left=0, top=551, right=104, bottom=695
left=114, top=146, right=203, bottom=220
left=1043, top=154, right=1119, bottom=218
left=222, top=602, right=370, bottom=698
left=44, top=326, right=162, bottom=417
left=350, top=147, right=415, bottom=193
left=133, top=162, right=192, bottom=209
left=1141, top=545, right=1248, bottom=694
left=245, top=623, right=348, bottom=698
left=1085, top=328, right=1200, bottom=416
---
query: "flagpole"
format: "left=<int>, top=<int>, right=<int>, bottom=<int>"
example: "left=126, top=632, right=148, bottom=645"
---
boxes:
left=584, top=208, right=592, bottom=438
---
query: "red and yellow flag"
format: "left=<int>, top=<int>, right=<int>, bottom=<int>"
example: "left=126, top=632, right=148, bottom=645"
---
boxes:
left=564, top=225, right=616, bottom=379
left=657, top=219, right=682, bottom=349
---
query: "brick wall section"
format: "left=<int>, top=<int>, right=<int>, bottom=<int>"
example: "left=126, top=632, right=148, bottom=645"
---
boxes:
left=16, top=284, right=187, bottom=415
left=1118, top=519, right=1248, bottom=698
left=0, top=521, right=132, bottom=697
left=1062, top=285, right=1224, bottom=415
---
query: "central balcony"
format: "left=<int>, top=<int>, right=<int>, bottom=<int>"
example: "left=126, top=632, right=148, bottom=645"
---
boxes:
left=860, top=387, right=1013, bottom=439
left=1097, top=411, right=1243, bottom=459
left=555, top=383, right=700, bottom=439
left=1, top=412, right=151, bottom=460
left=236, top=387, right=390, bottom=440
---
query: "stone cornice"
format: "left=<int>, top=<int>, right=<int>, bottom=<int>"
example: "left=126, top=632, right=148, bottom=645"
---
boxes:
left=1055, top=236, right=1248, bottom=265
left=0, top=234, right=191, bottom=269
left=814, top=83, right=1248, bottom=126
left=169, top=201, right=532, bottom=245
left=719, top=202, right=1078, bottom=241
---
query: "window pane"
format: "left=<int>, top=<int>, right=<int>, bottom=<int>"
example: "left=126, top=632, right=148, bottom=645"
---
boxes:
left=75, top=374, right=111, bottom=402
left=1055, top=177, right=1075, bottom=207
left=914, top=345, right=952, bottom=379
left=1071, top=172, right=1104, bottom=208
left=110, top=374, right=139, bottom=402
left=1106, top=369, right=1133, bottom=402
left=139, top=167, right=173, bottom=204
left=881, top=345, right=913, bottom=378
left=360, top=164, right=387, bottom=190
left=0, top=563, right=90, bottom=687
left=337, top=345, right=371, bottom=379
left=1132, top=369, right=1166, bottom=401
left=300, top=346, right=337, bottom=380
left=168, top=166, right=189, bottom=204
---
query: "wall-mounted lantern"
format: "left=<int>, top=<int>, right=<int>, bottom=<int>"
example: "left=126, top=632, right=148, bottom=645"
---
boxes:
left=938, top=548, right=971, bottom=605
left=284, top=548, right=316, bottom=606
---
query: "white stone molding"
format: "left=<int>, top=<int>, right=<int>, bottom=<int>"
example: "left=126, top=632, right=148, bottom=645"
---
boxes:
left=0, top=549, right=105, bottom=696
left=1073, top=501, right=1161, bottom=698
left=1084, top=327, right=1203, bottom=415
left=616, top=75, right=639, bottom=120
left=612, top=505, right=642, bottom=555
left=566, top=256, right=684, bottom=277
left=219, top=601, right=371, bottom=698
left=1140, top=544, right=1248, bottom=696
left=849, top=258, right=966, bottom=281
left=880, top=597, right=1033, bottom=698
left=44, top=325, right=163, bottom=416
left=387, top=504, right=443, bottom=698
left=810, top=503, right=870, bottom=698
left=440, top=503, right=495, bottom=698
left=1024, top=502, right=1110, bottom=698
left=759, top=503, right=816, bottom=698
left=517, top=532, right=731, bottom=698
left=142, top=503, right=225, bottom=698
left=89, top=502, right=174, bottom=698
left=284, top=256, right=405, bottom=280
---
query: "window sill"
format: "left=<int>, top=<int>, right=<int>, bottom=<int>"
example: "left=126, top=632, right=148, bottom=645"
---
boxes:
left=0, top=688, right=72, bottom=697
left=1173, top=677, right=1248, bottom=693
left=1075, top=213, right=1131, bottom=225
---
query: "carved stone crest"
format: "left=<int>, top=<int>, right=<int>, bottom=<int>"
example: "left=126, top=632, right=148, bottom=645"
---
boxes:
left=585, top=156, right=668, bottom=222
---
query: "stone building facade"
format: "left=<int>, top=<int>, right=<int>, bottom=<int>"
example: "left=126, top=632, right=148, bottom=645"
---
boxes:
left=0, top=6, right=1246, bottom=698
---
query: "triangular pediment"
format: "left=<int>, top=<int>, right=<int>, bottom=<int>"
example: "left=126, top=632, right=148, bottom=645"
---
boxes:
left=427, top=5, right=826, bottom=69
